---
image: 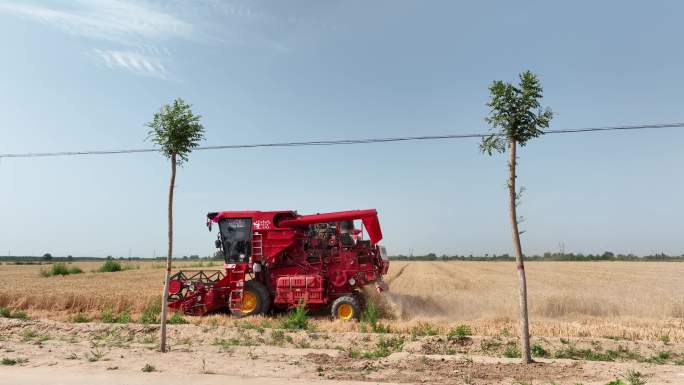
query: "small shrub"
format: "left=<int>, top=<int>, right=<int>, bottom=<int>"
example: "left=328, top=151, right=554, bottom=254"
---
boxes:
left=554, top=345, right=618, bottom=362
left=21, top=330, right=37, bottom=340
left=279, top=305, right=308, bottom=330
left=11, top=310, right=28, bottom=320
left=270, top=329, right=286, bottom=345
left=659, top=334, right=670, bottom=345
left=447, top=324, right=472, bottom=343
left=296, top=338, right=311, bottom=349
left=40, top=263, right=83, bottom=277
left=50, top=263, right=70, bottom=276
left=167, top=311, right=188, bottom=324
left=481, top=337, right=502, bottom=352
left=235, top=321, right=258, bottom=330
left=139, top=299, right=161, bottom=324
left=605, top=381, right=626, bottom=385
left=115, top=311, right=132, bottom=323
left=101, top=308, right=115, bottom=323
left=411, top=322, right=438, bottom=337
left=361, top=300, right=384, bottom=332
left=622, top=369, right=648, bottom=385
left=0, top=307, right=10, bottom=318
left=646, top=350, right=670, bottom=364
left=71, top=312, right=89, bottom=323
left=141, top=363, right=156, bottom=372
left=87, top=348, right=105, bottom=362
left=362, top=336, right=405, bottom=358
left=615, top=345, right=644, bottom=361
left=1, top=358, right=17, bottom=365
left=101, top=308, right=131, bottom=323
left=139, top=335, right=158, bottom=345
left=98, top=260, right=123, bottom=273
left=212, top=338, right=239, bottom=351
left=531, top=343, right=549, bottom=358
left=502, top=343, right=521, bottom=358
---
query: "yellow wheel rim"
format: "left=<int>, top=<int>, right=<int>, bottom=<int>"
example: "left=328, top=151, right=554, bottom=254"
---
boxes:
left=241, top=291, right=258, bottom=314
left=337, top=303, right=354, bottom=320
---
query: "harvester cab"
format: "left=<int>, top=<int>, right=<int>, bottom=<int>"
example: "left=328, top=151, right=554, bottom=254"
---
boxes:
left=216, top=218, right=252, bottom=262
left=167, top=209, right=389, bottom=320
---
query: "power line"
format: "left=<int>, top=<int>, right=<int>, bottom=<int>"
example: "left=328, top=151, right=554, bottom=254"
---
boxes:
left=1, top=122, right=683, bottom=159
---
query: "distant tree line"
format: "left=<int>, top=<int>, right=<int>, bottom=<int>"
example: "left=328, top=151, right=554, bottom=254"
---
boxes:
left=0, top=254, right=211, bottom=262
left=389, top=251, right=684, bottom=262
left=3, top=251, right=683, bottom=263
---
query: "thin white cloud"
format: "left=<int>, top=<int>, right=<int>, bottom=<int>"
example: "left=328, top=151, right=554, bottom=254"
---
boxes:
left=0, top=1, right=332, bottom=78
left=0, top=0, right=193, bottom=78
left=0, top=1, right=192, bottom=45
left=94, top=49, right=168, bottom=79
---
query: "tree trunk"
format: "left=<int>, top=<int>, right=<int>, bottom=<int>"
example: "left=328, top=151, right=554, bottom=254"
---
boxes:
left=508, top=139, right=532, bottom=364
left=160, top=152, right=176, bottom=353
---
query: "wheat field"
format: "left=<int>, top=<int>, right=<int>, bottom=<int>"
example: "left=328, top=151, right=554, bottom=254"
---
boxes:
left=1, top=261, right=682, bottom=341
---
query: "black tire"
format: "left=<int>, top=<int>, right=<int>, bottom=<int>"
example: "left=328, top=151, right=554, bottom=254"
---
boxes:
left=237, top=280, right=271, bottom=317
left=331, top=295, right=361, bottom=320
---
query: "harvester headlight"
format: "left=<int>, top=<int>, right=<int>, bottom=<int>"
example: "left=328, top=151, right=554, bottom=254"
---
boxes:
left=348, top=278, right=356, bottom=286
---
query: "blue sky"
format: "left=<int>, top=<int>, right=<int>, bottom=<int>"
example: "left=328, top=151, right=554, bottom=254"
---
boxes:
left=1, top=0, right=683, bottom=258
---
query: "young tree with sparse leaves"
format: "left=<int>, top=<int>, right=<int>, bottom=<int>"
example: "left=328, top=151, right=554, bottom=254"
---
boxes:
left=480, top=71, right=553, bottom=364
left=146, top=98, right=205, bottom=352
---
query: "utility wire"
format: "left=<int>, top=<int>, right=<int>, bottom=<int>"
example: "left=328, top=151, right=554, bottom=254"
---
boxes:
left=1, top=122, right=683, bottom=159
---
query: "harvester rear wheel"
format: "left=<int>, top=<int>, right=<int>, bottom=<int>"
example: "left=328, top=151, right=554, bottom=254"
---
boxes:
left=331, top=295, right=361, bottom=320
left=239, top=280, right=271, bottom=317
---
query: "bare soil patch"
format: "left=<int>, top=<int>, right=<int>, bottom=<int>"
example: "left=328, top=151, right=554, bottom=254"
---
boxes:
left=1, top=318, right=683, bottom=384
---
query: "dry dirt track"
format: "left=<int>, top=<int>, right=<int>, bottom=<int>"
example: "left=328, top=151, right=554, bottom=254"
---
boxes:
left=2, top=318, right=684, bottom=385
left=0, top=367, right=398, bottom=385
left=3, top=362, right=683, bottom=385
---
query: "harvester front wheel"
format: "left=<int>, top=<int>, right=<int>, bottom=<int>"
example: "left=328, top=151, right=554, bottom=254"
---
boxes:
left=239, top=280, right=271, bottom=316
left=331, top=295, right=361, bottom=320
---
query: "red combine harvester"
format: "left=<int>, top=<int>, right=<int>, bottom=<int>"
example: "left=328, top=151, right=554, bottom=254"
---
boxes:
left=167, top=209, right=389, bottom=320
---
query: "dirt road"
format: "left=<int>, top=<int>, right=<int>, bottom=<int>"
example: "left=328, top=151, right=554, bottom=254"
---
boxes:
left=2, top=318, right=684, bottom=384
left=1, top=366, right=396, bottom=385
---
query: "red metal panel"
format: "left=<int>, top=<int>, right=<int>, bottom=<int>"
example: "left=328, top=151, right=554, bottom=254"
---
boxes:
left=274, top=274, right=325, bottom=305
left=361, top=214, right=383, bottom=245
left=277, top=209, right=377, bottom=226
left=208, top=210, right=382, bottom=244
left=209, top=211, right=297, bottom=230
left=278, top=209, right=383, bottom=244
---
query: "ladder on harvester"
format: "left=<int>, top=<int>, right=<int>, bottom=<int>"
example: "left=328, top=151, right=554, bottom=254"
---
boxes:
left=228, top=277, right=244, bottom=314
left=228, top=232, right=262, bottom=314
left=252, top=232, right=263, bottom=259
